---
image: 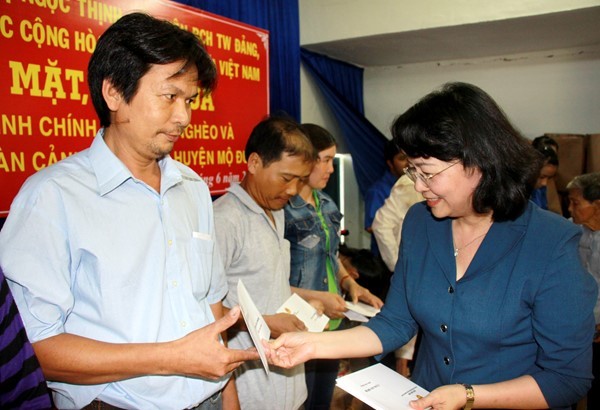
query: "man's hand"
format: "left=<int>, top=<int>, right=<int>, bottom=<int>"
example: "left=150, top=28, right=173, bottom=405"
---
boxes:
left=172, top=306, right=260, bottom=379
left=32, top=306, right=259, bottom=384
left=264, top=313, right=307, bottom=338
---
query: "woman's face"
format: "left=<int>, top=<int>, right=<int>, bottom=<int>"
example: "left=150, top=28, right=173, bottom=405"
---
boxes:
left=408, top=157, right=482, bottom=219
left=535, top=163, right=558, bottom=189
left=568, top=188, right=598, bottom=228
left=309, top=145, right=336, bottom=190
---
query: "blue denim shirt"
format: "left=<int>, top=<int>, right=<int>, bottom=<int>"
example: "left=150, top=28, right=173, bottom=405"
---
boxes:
left=284, top=191, right=343, bottom=292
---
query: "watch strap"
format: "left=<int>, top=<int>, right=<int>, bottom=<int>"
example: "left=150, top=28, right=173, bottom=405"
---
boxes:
left=461, top=383, right=475, bottom=410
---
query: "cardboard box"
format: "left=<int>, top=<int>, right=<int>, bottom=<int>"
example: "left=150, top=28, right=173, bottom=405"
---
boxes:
left=586, top=134, right=600, bottom=173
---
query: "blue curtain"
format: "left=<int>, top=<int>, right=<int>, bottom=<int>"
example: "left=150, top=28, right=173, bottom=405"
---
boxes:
left=301, top=48, right=387, bottom=198
left=174, top=0, right=300, bottom=120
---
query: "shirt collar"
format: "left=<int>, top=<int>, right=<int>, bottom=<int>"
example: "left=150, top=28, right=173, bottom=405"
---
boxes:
left=226, top=182, right=270, bottom=215
left=89, top=129, right=184, bottom=196
left=288, top=193, right=308, bottom=208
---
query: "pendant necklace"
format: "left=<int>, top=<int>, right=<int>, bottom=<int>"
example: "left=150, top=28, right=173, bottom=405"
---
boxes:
left=453, top=219, right=493, bottom=257
left=453, top=232, right=488, bottom=257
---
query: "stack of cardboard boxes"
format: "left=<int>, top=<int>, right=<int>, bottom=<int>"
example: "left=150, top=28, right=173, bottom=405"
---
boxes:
left=545, top=133, right=600, bottom=217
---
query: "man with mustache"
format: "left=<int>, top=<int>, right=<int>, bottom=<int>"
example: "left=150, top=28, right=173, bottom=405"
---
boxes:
left=0, top=12, right=258, bottom=409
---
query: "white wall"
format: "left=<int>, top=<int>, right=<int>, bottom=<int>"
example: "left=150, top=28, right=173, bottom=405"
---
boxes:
left=363, top=46, right=600, bottom=139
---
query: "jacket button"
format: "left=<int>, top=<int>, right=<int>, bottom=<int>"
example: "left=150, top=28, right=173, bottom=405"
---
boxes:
left=440, top=324, right=448, bottom=332
left=323, top=278, right=327, bottom=284
left=443, top=356, right=451, bottom=365
left=448, top=286, right=454, bottom=294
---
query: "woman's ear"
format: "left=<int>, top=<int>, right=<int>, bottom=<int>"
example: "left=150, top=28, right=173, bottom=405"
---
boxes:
left=102, top=79, right=122, bottom=111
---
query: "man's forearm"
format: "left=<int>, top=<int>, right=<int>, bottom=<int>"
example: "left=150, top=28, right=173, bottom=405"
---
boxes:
left=33, top=333, right=176, bottom=384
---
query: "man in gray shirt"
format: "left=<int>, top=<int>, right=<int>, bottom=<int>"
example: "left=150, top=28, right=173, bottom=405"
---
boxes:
left=567, top=172, right=600, bottom=408
left=214, top=116, right=317, bottom=410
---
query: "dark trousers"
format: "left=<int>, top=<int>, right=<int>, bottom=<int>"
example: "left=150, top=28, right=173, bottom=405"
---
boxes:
left=304, top=358, right=340, bottom=410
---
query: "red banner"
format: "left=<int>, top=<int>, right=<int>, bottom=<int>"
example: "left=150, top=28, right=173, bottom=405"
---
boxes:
left=0, top=0, right=269, bottom=215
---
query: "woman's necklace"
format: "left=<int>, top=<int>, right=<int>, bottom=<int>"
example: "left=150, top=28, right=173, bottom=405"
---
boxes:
left=453, top=232, right=488, bottom=257
left=453, top=220, right=493, bottom=257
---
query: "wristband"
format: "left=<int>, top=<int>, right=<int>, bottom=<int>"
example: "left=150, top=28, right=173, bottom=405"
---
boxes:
left=461, top=383, right=474, bottom=410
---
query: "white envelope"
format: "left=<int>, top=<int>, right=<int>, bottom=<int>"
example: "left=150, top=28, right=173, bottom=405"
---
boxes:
left=237, top=279, right=271, bottom=375
left=336, top=363, right=429, bottom=410
left=277, top=293, right=329, bottom=332
left=345, top=301, right=381, bottom=318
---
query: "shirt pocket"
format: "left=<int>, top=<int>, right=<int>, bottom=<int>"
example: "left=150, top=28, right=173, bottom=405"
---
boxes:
left=290, top=217, right=321, bottom=249
left=188, top=234, right=214, bottom=298
left=326, top=209, right=343, bottom=233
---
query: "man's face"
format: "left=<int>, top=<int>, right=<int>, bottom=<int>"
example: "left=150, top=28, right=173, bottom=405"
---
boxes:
left=535, top=164, right=558, bottom=189
left=568, top=189, right=598, bottom=227
left=105, top=61, right=199, bottom=161
left=247, top=153, right=312, bottom=211
left=388, top=151, right=409, bottom=178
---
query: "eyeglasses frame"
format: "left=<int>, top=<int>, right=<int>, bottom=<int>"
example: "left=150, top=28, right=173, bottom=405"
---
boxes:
left=403, top=161, right=459, bottom=186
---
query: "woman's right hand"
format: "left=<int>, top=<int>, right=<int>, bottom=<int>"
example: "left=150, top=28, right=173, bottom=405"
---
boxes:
left=265, top=331, right=316, bottom=368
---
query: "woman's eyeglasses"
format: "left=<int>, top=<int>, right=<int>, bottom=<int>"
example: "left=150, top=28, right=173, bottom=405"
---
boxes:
left=403, top=162, right=459, bottom=187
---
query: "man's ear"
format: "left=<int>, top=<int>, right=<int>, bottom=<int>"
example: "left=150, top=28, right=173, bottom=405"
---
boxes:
left=247, top=152, right=262, bottom=175
left=386, top=159, right=394, bottom=172
left=102, top=79, right=123, bottom=111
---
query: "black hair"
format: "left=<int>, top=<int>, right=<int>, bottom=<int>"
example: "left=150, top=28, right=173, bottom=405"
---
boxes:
left=301, top=123, right=337, bottom=152
left=532, top=135, right=559, bottom=153
left=391, top=82, right=541, bottom=221
left=383, top=138, right=402, bottom=162
left=567, top=173, right=600, bottom=202
left=88, top=12, right=217, bottom=127
left=245, top=116, right=317, bottom=167
left=533, top=144, right=559, bottom=167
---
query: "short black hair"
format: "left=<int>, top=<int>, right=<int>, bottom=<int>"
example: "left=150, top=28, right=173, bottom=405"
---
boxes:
left=245, top=116, right=317, bottom=167
left=567, top=173, right=600, bottom=202
left=532, top=141, right=559, bottom=167
left=383, top=139, right=402, bottom=163
left=88, top=12, right=217, bottom=127
left=391, top=82, right=541, bottom=221
left=532, top=135, right=559, bottom=152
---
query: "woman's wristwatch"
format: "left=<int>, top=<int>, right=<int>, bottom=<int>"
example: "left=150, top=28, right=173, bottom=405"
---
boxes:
left=461, top=383, right=474, bottom=410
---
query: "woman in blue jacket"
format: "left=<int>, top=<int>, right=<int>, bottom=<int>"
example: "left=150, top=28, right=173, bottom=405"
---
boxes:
left=270, top=83, right=596, bottom=410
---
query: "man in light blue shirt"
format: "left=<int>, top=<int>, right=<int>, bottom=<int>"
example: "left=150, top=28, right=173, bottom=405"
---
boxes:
left=0, top=13, right=257, bottom=409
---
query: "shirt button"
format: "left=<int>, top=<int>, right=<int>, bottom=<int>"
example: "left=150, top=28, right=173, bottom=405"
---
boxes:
left=323, top=278, right=327, bottom=284
left=443, top=356, right=451, bottom=365
left=180, top=321, right=187, bottom=328
left=440, top=324, right=448, bottom=332
left=172, top=280, right=178, bottom=287
left=448, top=286, right=454, bottom=294
left=168, top=240, right=173, bottom=246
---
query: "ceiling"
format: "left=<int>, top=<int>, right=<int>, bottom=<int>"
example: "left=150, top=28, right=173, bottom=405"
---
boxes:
left=301, top=6, right=600, bottom=67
